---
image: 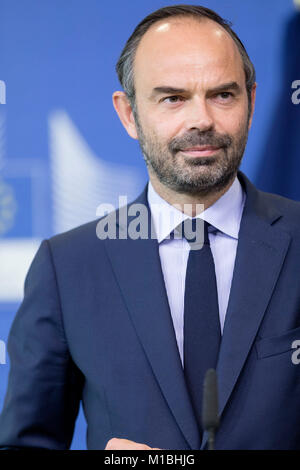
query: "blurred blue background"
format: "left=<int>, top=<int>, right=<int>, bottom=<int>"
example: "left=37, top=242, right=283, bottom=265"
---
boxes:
left=0, top=0, right=299, bottom=449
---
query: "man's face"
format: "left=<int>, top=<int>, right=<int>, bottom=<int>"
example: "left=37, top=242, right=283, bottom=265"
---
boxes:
left=131, top=17, right=255, bottom=195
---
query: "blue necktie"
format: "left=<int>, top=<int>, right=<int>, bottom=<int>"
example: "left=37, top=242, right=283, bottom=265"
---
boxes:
left=182, top=219, right=221, bottom=432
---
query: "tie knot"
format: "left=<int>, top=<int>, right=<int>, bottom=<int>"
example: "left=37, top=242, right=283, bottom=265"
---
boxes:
left=172, top=219, right=210, bottom=246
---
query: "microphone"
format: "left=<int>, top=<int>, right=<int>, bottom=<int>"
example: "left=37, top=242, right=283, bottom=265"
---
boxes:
left=202, top=368, right=219, bottom=450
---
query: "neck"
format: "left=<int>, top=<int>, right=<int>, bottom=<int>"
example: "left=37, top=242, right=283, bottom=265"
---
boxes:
left=149, top=173, right=236, bottom=217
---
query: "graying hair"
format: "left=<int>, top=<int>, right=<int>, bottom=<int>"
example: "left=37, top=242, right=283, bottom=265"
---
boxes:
left=116, top=4, right=256, bottom=115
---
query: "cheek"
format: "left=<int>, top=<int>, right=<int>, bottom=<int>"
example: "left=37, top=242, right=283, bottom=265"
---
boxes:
left=137, top=99, right=184, bottom=139
left=215, top=109, right=248, bottom=137
left=142, top=114, right=182, bottom=144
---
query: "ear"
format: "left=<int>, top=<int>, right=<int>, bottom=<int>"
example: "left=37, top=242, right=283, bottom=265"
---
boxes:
left=248, top=82, right=257, bottom=130
left=112, top=91, right=138, bottom=139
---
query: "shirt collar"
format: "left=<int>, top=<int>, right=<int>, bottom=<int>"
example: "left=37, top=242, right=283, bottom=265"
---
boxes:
left=147, top=177, right=245, bottom=243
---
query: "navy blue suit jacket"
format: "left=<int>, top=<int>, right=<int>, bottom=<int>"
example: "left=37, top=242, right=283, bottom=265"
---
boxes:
left=0, top=171, right=300, bottom=450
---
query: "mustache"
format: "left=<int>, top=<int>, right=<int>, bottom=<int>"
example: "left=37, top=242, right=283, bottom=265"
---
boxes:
left=168, top=130, right=232, bottom=154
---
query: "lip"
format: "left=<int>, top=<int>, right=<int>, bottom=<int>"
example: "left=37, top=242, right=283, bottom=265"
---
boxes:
left=180, top=146, right=222, bottom=157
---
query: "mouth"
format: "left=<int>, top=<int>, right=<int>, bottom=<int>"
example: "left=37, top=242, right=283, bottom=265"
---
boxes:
left=180, top=146, right=223, bottom=157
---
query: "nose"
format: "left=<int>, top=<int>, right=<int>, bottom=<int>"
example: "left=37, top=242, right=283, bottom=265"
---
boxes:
left=184, top=97, right=214, bottom=132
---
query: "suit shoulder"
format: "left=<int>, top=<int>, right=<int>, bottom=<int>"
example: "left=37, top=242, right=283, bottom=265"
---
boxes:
left=239, top=171, right=300, bottom=220
left=261, top=190, right=300, bottom=212
left=46, top=204, right=123, bottom=260
left=257, top=189, right=300, bottom=237
left=48, top=218, right=101, bottom=249
left=46, top=190, right=148, bottom=252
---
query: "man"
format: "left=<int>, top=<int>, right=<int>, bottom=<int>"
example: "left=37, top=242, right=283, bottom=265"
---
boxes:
left=0, top=4, right=300, bottom=450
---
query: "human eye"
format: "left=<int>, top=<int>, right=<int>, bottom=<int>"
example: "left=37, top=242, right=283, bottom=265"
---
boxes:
left=215, top=91, right=234, bottom=102
left=161, top=95, right=185, bottom=104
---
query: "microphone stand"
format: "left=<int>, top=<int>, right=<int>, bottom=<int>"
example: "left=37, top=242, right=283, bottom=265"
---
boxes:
left=207, top=427, right=216, bottom=451
left=202, top=368, right=219, bottom=450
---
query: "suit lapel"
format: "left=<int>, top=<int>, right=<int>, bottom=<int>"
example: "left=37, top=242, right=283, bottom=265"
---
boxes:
left=103, top=189, right=200, bottom=450
left=201, top=172, right=291, bottom=449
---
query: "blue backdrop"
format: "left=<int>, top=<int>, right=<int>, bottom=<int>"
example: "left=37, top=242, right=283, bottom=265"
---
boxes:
left=0, top=0, right=299, bottom=449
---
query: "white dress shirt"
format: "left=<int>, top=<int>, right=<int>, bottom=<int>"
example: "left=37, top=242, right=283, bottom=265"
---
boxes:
left=147, top=177, right=246, bottom=365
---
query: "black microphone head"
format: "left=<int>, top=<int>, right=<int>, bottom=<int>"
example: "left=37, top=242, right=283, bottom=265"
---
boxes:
left=202, top=368, right=219, bottom=431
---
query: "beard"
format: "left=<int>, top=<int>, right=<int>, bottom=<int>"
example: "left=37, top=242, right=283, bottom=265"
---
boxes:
left=134, top=110, right=250, bottom=195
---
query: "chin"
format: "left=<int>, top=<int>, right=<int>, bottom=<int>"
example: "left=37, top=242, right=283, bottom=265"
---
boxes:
left=173, top=168, right=236, bottom=194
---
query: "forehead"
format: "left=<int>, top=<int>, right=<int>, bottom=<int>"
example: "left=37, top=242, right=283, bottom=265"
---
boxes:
left=134, top=17, right=245, bottom=91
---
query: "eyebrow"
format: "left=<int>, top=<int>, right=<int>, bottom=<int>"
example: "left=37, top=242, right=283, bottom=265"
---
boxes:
left=150, top=86, right=186, bottom=98
left=150, top=81, right=242, bottom=98
left=209, top=81, right=241, bottom=93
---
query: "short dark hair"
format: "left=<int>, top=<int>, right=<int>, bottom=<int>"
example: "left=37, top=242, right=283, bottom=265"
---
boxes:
left=116, top=4, right=256, bottom=114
